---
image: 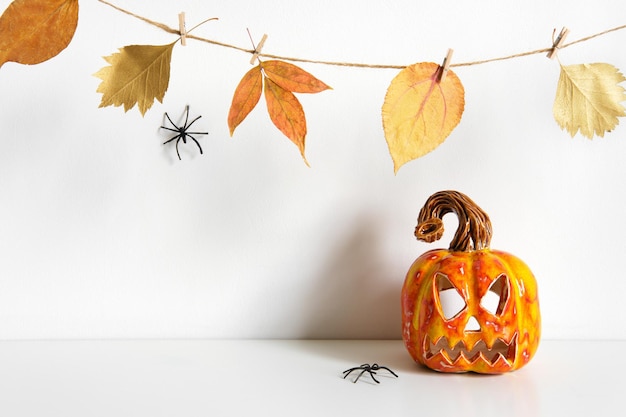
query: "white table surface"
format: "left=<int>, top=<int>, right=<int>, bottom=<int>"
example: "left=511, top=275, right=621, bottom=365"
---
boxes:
left=0, top=339, right=621, bottom=416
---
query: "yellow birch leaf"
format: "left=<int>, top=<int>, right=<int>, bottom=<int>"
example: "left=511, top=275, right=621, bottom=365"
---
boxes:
left=94, top=42, right=176, bottom=116
left=0, top=0, right=79, bottom=68
left=261, top=60, right=331, bottom=93
left=382, top=62, right=465, bottom=174
left=553, top=63, right=626, bottom=139
left=228, top=65, right=263, bottom=135
left=264, top=77, right=309, bottom=165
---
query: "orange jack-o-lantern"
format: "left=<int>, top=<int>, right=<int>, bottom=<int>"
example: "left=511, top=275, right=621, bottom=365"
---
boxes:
left=401, top=191, right=541, bottom=373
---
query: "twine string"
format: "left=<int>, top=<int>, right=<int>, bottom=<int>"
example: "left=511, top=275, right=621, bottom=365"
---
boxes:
left=97, top=0, right=625, bottom=70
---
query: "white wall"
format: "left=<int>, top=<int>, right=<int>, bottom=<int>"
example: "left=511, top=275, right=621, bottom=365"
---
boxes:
left=1, top=0, right=625, bottom=340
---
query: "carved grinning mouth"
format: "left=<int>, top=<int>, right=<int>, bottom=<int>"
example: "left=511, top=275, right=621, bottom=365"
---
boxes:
left=424, top=334, right=518, bottom=366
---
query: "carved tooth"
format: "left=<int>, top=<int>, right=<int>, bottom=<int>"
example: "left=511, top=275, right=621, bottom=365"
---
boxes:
left=434, top=336, right=450, bottom=352
left=493, top=338, right=507, bottom=351
left=467, top=339, right=487, bottom=360
left=423, top=335, right=434, bottom=359
left=450, top=340, right=465, bottom=353
left=446, top=340, right=465, bottom=362
left=506, top=334, right=518, bottom=360
left=454, top=350, right=471, bottom=365
left=491, top=352, right=512, bottom=366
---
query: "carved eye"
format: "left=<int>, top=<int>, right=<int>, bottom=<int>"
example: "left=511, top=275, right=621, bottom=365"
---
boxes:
left=435, top=274, right=466, bottom=320
left=481, top=274, right=510, bottom=315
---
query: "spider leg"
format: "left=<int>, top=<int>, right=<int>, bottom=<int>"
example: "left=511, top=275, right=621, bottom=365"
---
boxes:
left=342, top=367, right=360, bottom=378
left=183, top=105, right=190, bottom=129
left=163, top=134, right=182, bottom=145
left=187, top=134, right=204, bottom=155
left=374, top=365, right=398, bottom=378
left=164, top=112, right=177, bottom=129
left=354, top=368, right=374, bottom=383
left=343, top=364, right=369, bottom=374
left=160, top=126, right=181, bottom=133
left=185, top=115, right=202, bottom=129
left=175, top=137, right=182, bottom=160
left=368, top=370, right=381, bottom=384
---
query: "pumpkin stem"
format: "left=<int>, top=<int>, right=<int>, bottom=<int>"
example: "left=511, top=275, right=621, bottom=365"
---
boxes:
left=415, top=190, right=492, bottom=252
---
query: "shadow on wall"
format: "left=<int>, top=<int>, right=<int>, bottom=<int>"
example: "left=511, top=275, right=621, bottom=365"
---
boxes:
left=298, top=213, right=404, bottom=339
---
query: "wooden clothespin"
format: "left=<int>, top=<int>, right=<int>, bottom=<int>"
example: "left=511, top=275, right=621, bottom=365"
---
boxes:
left=547, top=27, right=569, bottom=59
left=178, top=12, right=187, bottom=46
left=250, top=34, right=268, bottom=64
left=438, top=49, right=454, bottom=82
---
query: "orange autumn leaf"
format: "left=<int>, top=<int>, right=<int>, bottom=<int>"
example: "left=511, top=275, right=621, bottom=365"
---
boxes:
left=227, top=60, right=330, bottom=165
left=228, top=65, right=263, bottom=135
left=264, top=77, right=309, bottom=165
left=382, top=62, right=465, bottom=173
left=261, top=60, right=331, bottom=93
left=0, top=0, right=79, bottom=68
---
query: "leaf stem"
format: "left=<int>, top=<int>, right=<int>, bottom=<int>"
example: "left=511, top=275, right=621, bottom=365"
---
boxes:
left=186, top=17, right=219, bottom=35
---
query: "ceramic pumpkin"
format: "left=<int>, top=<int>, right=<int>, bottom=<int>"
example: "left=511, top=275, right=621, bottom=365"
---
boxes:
left=401, top=191, right=540, bottom=374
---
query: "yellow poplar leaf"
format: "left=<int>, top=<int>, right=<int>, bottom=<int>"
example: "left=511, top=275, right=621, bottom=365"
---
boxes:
left=553, top=63, right=626, bottom=139
left=94, top=42, right=176, bottom=116
left=228, top=65, right=263, bottom=135
left=382, top=62, right=465, bottom=174
left=264, top=77, right=309, bottom=165
left=261, top=60, right=331, bottom=93
left=0, top=0, right=79, bottom=67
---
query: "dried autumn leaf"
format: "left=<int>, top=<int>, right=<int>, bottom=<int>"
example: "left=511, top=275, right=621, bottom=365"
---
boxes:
left=228, top=60, right=329, bottom=165
left=0, top=0, right=79, bottom=68
left=94, top=42, right=176, bottom=116
left=264, top=77, right=308, bottom=165
left=553, top=63, right=626, bottom=139
left=228, top=65, right=263, bottom=135
left=261, top=60, right=331, bottom=93
left=382, top=62, right=465, bottom=174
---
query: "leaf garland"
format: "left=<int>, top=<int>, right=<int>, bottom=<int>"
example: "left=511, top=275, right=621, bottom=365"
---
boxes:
left=1, top=0, right=626, bottom=171
left=0, top=0, right=79, bottom=68
left=228, top=60, right=331, bottom=165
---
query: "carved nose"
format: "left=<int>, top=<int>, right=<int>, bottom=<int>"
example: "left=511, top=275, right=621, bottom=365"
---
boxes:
left=464, top=316, right=481, bottom=332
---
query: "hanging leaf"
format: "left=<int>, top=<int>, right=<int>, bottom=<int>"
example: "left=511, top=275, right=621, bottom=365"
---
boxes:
left=261, top=60, right=331, bottom=93
left=382, top=62, right=465, bottom=174
left=553, top=63, right=626, bottom=139
left=228, top=65, right=263, bottom=135
left=227, top=60, right=330, bottom=165
left=0, top=0, right=79, bottom=68
left=94, top=42, right=176, bottom=116
left=264, top=77, right=308, bottom=165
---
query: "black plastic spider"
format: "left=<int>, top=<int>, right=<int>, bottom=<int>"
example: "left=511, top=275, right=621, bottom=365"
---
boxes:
left=161, top=105, right=208, bottom=160
left=342, top=363, right=398, bottom=384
